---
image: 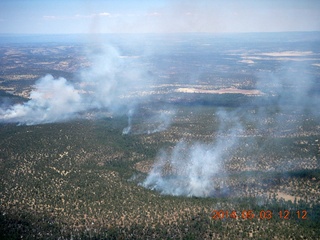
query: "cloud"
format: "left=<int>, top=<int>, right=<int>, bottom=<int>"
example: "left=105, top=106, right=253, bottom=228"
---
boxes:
left=75, top=12, right=111, bottom=19
left=97, top=12, right=111, bottom=17
left=145, top=12, right=161, bottom=17
left=43, top=15, right=59, bottom=20
left=43, top=12, right=111, bottom=21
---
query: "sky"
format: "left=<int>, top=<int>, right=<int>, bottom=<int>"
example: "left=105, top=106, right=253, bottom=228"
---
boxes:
left=0, top=0, right=320, bottom=34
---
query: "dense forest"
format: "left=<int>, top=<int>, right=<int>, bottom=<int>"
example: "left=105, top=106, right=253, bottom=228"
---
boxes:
left=0, top=103, right=319, bottom=239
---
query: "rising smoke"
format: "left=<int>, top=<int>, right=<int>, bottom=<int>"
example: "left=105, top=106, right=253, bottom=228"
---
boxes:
left=143, top=140, right=229, bottom=197
left=122, top=109, right=134, bottom=135
left=142, top=54, right=319, bottom=197
left=1, top=35, right=319, bottom=198
left=0, top=75, right=83, bottom=125
left=142, top=109, right=243, bottom=197
left=121, top=108, right=176, bottom=135
left=0, top=44, right=152, bottom=129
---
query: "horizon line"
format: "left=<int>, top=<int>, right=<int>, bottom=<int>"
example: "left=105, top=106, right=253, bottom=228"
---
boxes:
left=0, top=30, right=320, bottom=36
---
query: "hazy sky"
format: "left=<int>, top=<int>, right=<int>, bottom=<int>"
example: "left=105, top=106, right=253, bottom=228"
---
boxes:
left=0, top=0, right=320, bottom=34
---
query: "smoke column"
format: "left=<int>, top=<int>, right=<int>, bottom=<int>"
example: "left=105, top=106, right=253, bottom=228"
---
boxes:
left=142, top=54, right=319, bottom=197
left=0, top=44, right=150, bottom=125
left=0, top=75, right=83, bottom=125
left=122, top=109, right=134, bottom=135
left=146, top=110, right=175, bottom=134
left=143, top=110, right=243, bottom=197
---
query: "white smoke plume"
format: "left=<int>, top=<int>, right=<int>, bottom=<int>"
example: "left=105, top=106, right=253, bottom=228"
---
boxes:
left=0, top=44, right=152, bottom=127
left=0, top=75, right=83, bottom=125
left=128, top=109, right=176, bottom=135
left=122, top=109, right=134, bottom=135
left=144, top=110, right=176, bottom=134
left=142, top=50, right=319, bottom=197
left=143, top=142, right=222, bottom=197
left=142, top=110, right=243, bottom=197
left=79, top=44, right=147, bottom=111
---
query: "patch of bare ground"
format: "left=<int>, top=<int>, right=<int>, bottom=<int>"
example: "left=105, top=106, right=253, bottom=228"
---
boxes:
left=276, top=192, right=301, bottom=202
left=175, top=87, right=263, bottom=95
